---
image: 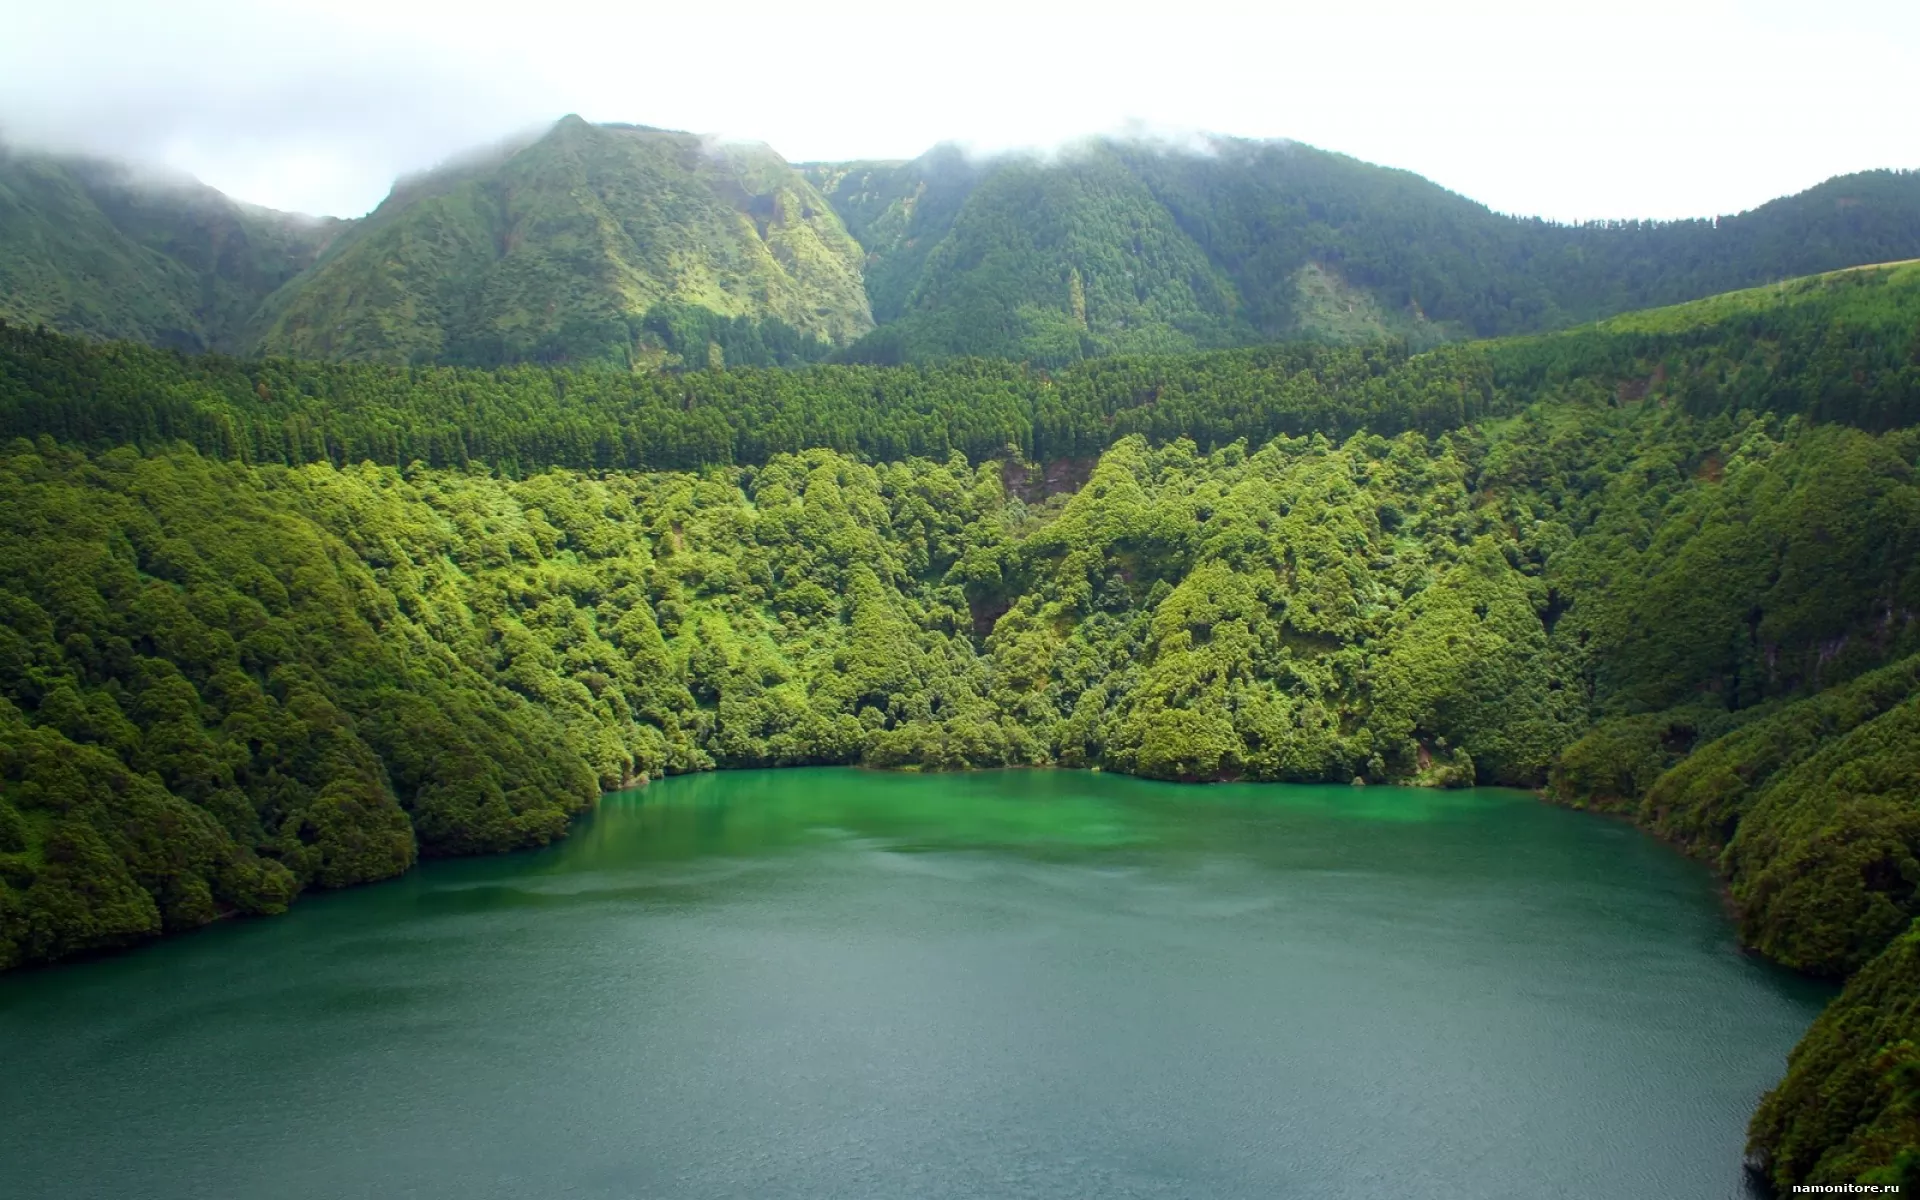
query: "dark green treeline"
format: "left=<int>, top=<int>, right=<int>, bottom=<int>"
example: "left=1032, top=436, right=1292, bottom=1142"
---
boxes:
left=5, top=262, right=1917, bottom=476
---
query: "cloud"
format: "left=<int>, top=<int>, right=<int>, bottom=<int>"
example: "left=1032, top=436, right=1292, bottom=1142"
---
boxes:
left=1, top=1, right=561, bottom=215
left=2, top=0, right=1916, bottom=220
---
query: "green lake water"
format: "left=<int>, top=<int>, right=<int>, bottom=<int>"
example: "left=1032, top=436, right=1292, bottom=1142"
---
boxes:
left=0, top=768, right=1833, bottom=1199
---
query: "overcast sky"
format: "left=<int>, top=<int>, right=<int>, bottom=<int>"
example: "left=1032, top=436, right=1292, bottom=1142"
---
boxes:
left=3, top=0, right=1916, bottom=221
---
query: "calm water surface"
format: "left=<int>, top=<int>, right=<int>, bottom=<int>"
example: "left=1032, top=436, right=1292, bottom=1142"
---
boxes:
left=0, top=769, right=1832, bottom=1199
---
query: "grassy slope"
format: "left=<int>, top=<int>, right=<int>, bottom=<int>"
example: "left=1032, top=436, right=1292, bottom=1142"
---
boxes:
left=1585, top=258, right=1920, bottom=335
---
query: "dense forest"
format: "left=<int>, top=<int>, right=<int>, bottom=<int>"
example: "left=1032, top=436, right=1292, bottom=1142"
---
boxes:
left=0, top=262, right=1917, bottom=1187
left=5, top=261, right=1917, bottom=471
left=7, top=119, right=1920, bottom=369
left=245, top=118, right=875, bottom=366
left=815, top=138, right=1920, bottom=363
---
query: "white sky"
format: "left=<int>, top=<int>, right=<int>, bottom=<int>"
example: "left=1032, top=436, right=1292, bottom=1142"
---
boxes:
left=3, top=0, right=1916, bottom=221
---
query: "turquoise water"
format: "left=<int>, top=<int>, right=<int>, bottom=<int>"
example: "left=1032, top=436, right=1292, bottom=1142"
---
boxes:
left=0, top=769, right=1832, bottom=1199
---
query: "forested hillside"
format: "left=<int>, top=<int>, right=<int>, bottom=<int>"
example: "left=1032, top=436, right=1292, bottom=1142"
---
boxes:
left=0, top=120, right=871, bottom=371
left=5, top=260, right=1916, bottom=469
left=815, top=138, right=1920, bottom=363
left=0, top=147, right=341, bottom=351
left=1, top=263, right=1918, bottom=1186
left=7, top=121, right=1917, bottom=370
left=247, top=117, right=874, bottom=366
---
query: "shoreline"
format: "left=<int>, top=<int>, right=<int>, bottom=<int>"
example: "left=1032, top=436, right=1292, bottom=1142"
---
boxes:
left=3, top=761, right=1695, bottom=976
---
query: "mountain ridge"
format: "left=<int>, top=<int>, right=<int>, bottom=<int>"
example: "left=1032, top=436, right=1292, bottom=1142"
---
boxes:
left=0, top=145, right=344, bottom=352
left=4, top=118, right=1918, bottom=367
left=245, top=116, right=875, bottom=365
left=819, top=135, right=1920, bottom=362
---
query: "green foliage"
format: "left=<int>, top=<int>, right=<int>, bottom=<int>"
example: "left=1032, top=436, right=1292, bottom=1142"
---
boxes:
left=248, top=118, right=871, bottom=365
left=633, top=302, right=837, bottom=370
left=1557, top=656, right=1920, bottom=982
left=1547, top=708, right=1719, bottom=814
left=826, top=137, right=1920, bottom=363
left=0, top=442, right=624, bottom=967
left=0, top=146, right=340, bottom=352
left=0, top=707, right=298, bottom=967
left=7, top=260, right=1914, bottom=479
left=1750, top=920, right=1920, bottom=1189
left=1731, top=693, right=1920, bottom=976
left=1493, top=261, right=1920, bottom=432
left=801, top=146, right=983, bottom=327
left=6, top=379, right=1914, bottom=970
left=0, top=323, right=1504, bottom=471
left=13, top=128, right=1919, bottom=372
left=1643, top=659, right=1920, bottom=968
left=842, top=143, right=1251, bottom=363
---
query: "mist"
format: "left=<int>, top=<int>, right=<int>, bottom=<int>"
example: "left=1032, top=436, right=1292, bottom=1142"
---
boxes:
left=4, top=0, right=1917, bottom=221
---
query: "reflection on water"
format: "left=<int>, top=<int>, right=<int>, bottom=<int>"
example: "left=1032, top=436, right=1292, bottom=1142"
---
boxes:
left=0, top=769, right=1832, bottom=1200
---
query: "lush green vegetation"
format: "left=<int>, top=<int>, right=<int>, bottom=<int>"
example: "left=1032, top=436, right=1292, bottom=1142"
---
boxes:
left=1556, top=656, right=1920, bottom=971
left=2, top=120, right=873, bottom=370
left=10, top=123, right=1919, bottom=371
left=1752, top=921, right=1920, bottom=1191
left=1, top=261, right=1918, bottom=1183
left=817, top=137, right=1920, bottom=363
left=5, top=261, right=1917, bottom=474
left=0, top=326, right=1497, bottom=471
left=0, top=147, right=340, bottom=352
left=248, top=118, right=875, bottom=365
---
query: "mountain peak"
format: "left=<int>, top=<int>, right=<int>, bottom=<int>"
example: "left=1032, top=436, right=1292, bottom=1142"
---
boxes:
left=5, top=121, right=1919, bottom=368
left=243, top=115, right=873, bottom=364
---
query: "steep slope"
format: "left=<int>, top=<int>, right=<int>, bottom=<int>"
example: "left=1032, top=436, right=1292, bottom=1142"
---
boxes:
left=861, top=142, right=1252, bottom=362
left=817, top=136, right=1920, bottom=363
left=250, top=117, right=873, bottom=366
left=0, top=146, right=341, bottom=351
left=802, top=145, right=983, bottom=326
left=11, top=125, right=1916, bottom=370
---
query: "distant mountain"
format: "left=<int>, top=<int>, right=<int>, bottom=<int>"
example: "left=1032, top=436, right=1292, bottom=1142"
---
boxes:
left=5, top=120, right=1918, bottom=368
left=810, top=136, right=1920, bottom=363
left=0, top=146, right=342, bottom=352
left=248, top=116, right=873, bottom=366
